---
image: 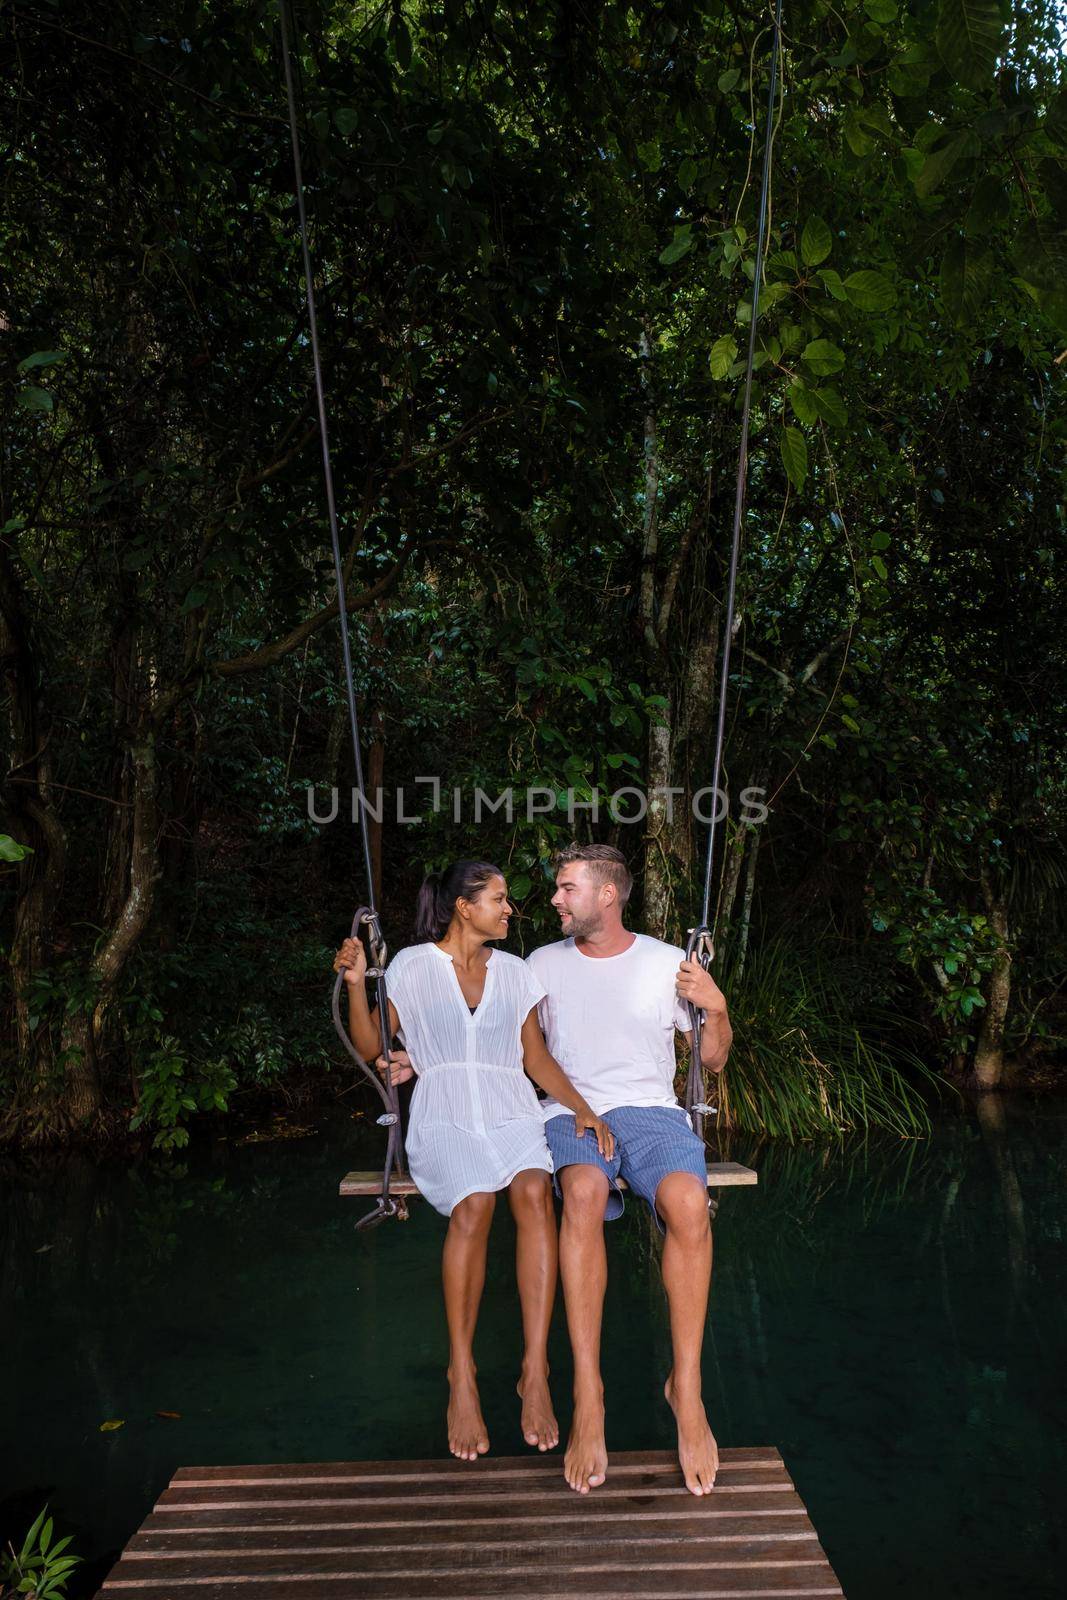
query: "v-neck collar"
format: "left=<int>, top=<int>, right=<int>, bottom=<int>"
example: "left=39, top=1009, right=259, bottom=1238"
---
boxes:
left=429, top=942, right=495, bottom=1022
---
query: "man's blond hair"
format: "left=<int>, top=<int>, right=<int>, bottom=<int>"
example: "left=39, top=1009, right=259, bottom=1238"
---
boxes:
left=555, top=842, right=633, bottom=907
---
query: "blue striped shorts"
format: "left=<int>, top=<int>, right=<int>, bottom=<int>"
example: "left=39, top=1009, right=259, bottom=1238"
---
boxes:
left=544, top=1104, right=708, bottom=1233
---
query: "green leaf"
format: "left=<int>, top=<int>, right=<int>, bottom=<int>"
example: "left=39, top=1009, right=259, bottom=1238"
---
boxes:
left=843, top=269, right=897, bottom=310
left=810, top=387, right=848, bottom=429
left=864, top=0, right=897, bottom=19
left=1011, top=222, right=1067, bottom=295
left=788, top=384, right=819, bottom=424
left=659, top=226, right=693, bottom=266
left=842, top=713, right=862, bottom=733
left=509, top=874, right=531, bottom=899
left=817, top=268, right=849, bottom=301
left=99, top=1419, right=125, bottom=1432
left=677, top=156, right=698, bottom=191
left=914, top=130, right=980, bottom=199
left=935, top=0, right=1005, bottom=90
left=800, top=216, right=832, bottom=266
left=333, top=108, right=359, bottom=136
left=871, top=530, right=892, bottom=551
left=870, top=553, right=888, bottom=580
left=17, top=350, right=67, bottom=373
left=717, top=68, right=741, bottom=93
left=801, top=338, right=846, bottom=376
left=708, top=335, right=738, bottom=379
left=18, top=386, right=53, bottom=414
left=939, top=236, right=993, bottom=322
left=780, top=426, right=808, bottom=490
left=843, top=110, right=875, bottom=158
left=0, top=834, right=32, bottom=862
left=965, top=175, right=1010, bottom=236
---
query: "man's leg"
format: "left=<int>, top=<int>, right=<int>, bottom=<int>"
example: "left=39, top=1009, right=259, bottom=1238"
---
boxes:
left=558, top=1164, right=610, bottom=1493
left=656, top=1171, right=718, bottom=1495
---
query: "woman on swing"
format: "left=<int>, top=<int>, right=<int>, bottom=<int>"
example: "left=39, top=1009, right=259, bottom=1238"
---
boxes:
left=333, top=859, right=613, bottom=1463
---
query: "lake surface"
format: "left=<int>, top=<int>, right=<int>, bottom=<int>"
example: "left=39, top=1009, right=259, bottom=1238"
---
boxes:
left=1, top=1096, right=1064, bottom=1598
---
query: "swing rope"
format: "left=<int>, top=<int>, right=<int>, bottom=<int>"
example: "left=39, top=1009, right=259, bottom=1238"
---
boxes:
left=278, top=0, right=406, bottom=1227
left=686, top=0, right=784, bottom=1143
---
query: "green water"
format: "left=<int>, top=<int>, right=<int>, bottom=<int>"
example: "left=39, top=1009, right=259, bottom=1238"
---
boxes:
left=1, top=1098, right=1064, bottom=1598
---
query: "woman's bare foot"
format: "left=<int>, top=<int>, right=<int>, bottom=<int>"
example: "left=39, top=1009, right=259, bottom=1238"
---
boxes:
left=664, top=1373, right=718, bottom=1495
left=517, top=1365, right=559, bottom=1451
left=564, top=1389, right=607, bottom=1493
left=447, top=1367, right=489, bottom=1462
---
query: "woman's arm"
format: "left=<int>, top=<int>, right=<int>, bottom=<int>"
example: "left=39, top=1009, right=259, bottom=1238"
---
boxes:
left=332, top=937, right=401, bottom=1062
left=520, top=1010, right=614, bottom=1158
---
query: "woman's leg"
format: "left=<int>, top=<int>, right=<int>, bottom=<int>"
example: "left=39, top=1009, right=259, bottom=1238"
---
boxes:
left=442, top=1190, right=496, bottom=1460
left=508, top=1169, right=560, bottom=1451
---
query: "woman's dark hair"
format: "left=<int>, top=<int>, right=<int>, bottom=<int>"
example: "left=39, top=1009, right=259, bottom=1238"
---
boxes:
left=414, top=860, right=505, bottom=942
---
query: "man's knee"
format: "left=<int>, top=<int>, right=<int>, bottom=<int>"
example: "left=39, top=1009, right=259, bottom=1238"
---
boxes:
left=656, top=1172, right=711, bottom=1241
left=450, top=1191, right=496, bottom=1235
left=560, top=1164, right=609, bottom=1225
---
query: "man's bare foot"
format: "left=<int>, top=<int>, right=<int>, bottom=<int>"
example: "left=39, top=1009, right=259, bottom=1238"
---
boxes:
left=447, top=1368, right=489, bottom=1462
left=517, top=1366, right=559, bottom=1452
left=564, top=1391, right=607, bottom=1493
left=664, top=1374, right=718, bottom=1495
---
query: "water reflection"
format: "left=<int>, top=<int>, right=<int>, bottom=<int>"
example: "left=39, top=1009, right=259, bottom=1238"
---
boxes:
left=1, top=1100, right=1064, bottom=1599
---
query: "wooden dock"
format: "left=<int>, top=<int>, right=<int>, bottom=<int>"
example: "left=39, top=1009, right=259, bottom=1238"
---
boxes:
left=339, top=1161, right=758, bottom=1197
left=99, top=1448, right=844, bottom=1597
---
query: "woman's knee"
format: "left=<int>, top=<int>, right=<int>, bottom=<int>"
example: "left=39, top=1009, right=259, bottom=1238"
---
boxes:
left=449, top=1191, right=496, bottom=1236
left=509, top=1170, right=554, bottom=1219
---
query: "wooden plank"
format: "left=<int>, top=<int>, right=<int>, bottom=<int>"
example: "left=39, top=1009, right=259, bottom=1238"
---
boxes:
left=103, top=1563, right=840, bottom=1593
left=340, top=1161, right=758, bottom=1196
left=157, top=1483, right=797, bottom=1515
left=171, top=1446, right=784, bottom=1483
left=102, top=1568, right=844, bottom=1593
left=146, top=1490, right=811, bottom=1529
left=164, top=1466, right=788, bottom=1498
left=100, top=1450, right=844, bottom=1598
left=127, top=1528, right=824, bottom=1559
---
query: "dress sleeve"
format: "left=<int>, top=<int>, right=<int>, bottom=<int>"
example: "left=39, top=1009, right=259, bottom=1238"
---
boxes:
left=383, top=951, right=409, bottom=1044
left=522, top=958, right=547, bottom=1019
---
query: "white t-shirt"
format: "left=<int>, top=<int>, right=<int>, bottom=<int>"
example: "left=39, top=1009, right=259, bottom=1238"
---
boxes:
left=526, top=934, right=692, bottom=1119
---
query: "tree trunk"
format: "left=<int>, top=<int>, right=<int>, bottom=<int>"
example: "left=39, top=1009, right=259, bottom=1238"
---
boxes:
left=973, top=879, right=1011, bottom=1091
left=60, top=727, right=161, bottom=1128
left=716, top=820, right=747, bottom=952
left=735, top=818, right=762, bottom=983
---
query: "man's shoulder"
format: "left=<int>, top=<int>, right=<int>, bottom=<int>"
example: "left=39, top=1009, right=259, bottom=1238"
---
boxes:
left=632, top=932, right=687, bottom=966
left=525, top=938, right=572, bottom=971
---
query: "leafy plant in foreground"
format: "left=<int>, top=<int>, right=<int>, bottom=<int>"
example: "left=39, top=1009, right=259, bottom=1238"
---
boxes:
left=1, top=1508, right=80, bottom=1600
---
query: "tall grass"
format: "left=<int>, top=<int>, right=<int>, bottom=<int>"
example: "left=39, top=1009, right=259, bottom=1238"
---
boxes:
left=702, top=935, right=937, bottom=1140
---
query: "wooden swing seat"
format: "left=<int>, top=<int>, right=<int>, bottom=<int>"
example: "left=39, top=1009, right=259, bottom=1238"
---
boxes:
left=340, top=1162, right=757, bottom=1197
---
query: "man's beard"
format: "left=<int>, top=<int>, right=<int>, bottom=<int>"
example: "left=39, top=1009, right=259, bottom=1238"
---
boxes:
left=562, top=909, right=600, bottom=939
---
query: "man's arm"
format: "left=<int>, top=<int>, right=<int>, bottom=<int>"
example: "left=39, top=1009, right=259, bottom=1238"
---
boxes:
left=676, top=959, right=733, bottom=1074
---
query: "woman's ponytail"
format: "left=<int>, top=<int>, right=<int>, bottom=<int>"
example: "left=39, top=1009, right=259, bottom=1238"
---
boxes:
left=413, top=860, right=504, bottom=942
left=413, top=871, right=448, bottom=942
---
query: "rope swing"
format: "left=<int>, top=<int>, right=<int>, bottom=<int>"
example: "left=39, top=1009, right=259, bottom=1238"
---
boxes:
left=278, top=0, right=406, bottom=1228
left=685, top=0, right=783, bottom=1143
left=277, top=0, right=783, bottom=1204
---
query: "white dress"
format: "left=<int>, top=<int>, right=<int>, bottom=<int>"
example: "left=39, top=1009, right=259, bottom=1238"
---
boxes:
left=384, top=942, right=553, bottom=1216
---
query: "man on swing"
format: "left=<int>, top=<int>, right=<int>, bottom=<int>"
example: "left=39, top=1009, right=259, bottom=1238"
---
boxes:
left=527, top=843, right=732, bottom=1497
